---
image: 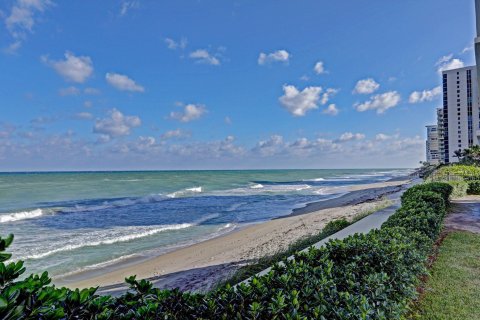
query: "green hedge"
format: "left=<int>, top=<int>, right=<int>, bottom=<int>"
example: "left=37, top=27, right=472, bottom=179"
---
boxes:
left=0, top=182, right=452, bottom=319
left=467, top=180, right=480, bottom=195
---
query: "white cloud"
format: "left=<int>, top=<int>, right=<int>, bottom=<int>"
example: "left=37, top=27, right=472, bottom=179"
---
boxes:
left=436, top=55, right=465, bottom=73
left=354, top=91, right=401, bottom=114
left=161, top=129, right=190, bottom=140
left=253, top=135, right=285, bottom=157
left=258, top=50, right=290, bottom=65
left=93, top=108, right=141, bottom=139
left=165, top=37, right=187, bottom=50
left=224, top=116, right=232, bottom=125
left=320, top=88, right=338, bottom=105
left=58, top=86, right=80, bottom=96
left=189, top=49, right=220, bottom=65
left=323, top=104, right=339, bottom=116
left=120, top=0, right=140, bottom=16
left=279, top=84, right=322, bottom=117
left=314, top=61, right=326, bottom=74
left=338, top=132, right=365, bottom=142
left=105, top=72, right=145, bottom=92
left=42, top=52, right=94, bottom=83
left=461, top=45, right=473, bottom=54
left=408, top=86, right=442, bottom=104
left=75, top=112, right=93, bottom=120
left=84, top=100, right=93, bottom=108
left=3, top=41, right=22, bottom=54
left=375, top=133, right=391, bottom=141
left=353, top=78, right=380, bottom=94
left=169, top=104, right=207, bottom=122
left=4, top=0, right=52, bottom=51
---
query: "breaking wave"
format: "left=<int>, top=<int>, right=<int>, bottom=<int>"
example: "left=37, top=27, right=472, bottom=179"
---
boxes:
left=0, top=209, right=48, bottom=223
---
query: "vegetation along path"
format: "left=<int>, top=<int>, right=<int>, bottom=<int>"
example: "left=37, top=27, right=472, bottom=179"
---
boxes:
left=413, top=196, right=480, bottom=320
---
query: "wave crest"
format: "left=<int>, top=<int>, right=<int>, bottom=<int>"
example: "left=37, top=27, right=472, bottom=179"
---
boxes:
left=0, top=209, right=47, bottom=223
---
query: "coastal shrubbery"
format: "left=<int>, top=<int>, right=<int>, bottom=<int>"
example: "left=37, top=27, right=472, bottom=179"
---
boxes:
left=0, top=182, right=452, bottom=319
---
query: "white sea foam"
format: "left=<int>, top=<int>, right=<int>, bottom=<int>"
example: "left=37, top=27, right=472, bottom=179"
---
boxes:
left=250, top=183, right=264, bottom=189
left=226, top=202, right=247, bottom=212
left=167, top=186, right=203, bottom=198
left=17, top=213, right=220, bottom=261
left=19, top=223, right=193, bottom=260
left=62, top=194, right=167, bottom=213
left=0, top=209, right=47, bottom=223
left=304, top=178, right=325, bottom=182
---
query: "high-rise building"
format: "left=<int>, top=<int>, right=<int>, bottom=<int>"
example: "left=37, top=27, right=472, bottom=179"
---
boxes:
left=426, top=125, right=440, bottom=164
left=439, top=66, right=480, bottom=163
left=429, top=0, right=480, bottom=164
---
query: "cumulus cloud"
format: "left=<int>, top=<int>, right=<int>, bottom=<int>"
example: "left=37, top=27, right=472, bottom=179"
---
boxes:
left=119, top=0, right=140, bottom=16
left=320, top=88, right=338, bottom=105
left=93, top=108, right=141, bottom=140
left=58, top=86, right=80, bottom=96
left=189, top=49, right=220, bottom=65
left=409, top=86, right=442, bottom=104
left=161, top=129, right=190, bottom=140
left=353, top=78, right=380, bottom=94
left=258, top=50, right=290, bottom=65
left=436, top=54, right=465, bottom=73
left=165, top=37, right=187, bottom=50
left=105, top=72, right=145, bottom=92
left=375, top=133, right=391, bottom=141
left=279, top=84, right=322, bottom=117
left=4, top=0, right=53, bottom=52
left=169, top=104, right=207, bottom=122
left=253, top=135, right=285, bottom=157
left=323, top=104, right=339, bottom=116
left=354, top=91, right=401, bottom=114
left=42, top=52, right=94, bottom=83
left=337, top=132, right=365, bottom=142
left=314, top=61, right=326, bottom=74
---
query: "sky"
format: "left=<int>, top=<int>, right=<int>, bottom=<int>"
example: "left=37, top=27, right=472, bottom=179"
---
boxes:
left=0, top=0, right=477, bottom=171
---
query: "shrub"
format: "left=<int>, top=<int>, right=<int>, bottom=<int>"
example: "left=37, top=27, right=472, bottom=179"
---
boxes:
left=467, top=180, right=480, bottom=195
left=401, top=182, right=452, bottom=204
left=447, top=181, right=468, bottom=198
left=322, top=218, right=350, bottom=235
left=0, top=182, right=453, bottom=319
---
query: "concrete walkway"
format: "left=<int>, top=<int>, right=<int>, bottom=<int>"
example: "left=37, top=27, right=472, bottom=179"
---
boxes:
left=446, top=196, right=480, bottom=234
left=239, top=182, right=413, bottom=284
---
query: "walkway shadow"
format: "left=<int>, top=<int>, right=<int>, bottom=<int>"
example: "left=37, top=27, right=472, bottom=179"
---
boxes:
left=95, top=260, right=253, bottom=296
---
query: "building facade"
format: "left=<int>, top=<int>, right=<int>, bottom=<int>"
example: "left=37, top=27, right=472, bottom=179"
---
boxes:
left=426, top=125, right=440, bottom=164
left=438, top=66, right=480, bottom=163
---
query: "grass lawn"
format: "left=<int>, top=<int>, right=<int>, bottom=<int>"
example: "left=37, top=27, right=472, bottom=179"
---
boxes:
left=413, top=231, right=480, bottom=320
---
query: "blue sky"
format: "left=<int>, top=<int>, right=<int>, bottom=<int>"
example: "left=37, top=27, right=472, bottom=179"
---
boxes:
left=0, top=0, right=477, bottom=170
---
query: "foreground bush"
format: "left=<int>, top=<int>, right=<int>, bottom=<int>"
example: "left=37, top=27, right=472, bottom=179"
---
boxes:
left=467, top=180, right=480, bottom=195
left=0, top=182, right=452, bottom=319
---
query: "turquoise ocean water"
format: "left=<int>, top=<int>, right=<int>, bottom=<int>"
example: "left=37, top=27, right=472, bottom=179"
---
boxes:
left=0, top=169, right=411, bottom=279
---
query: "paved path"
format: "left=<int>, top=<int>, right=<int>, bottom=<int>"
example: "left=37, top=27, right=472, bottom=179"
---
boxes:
left=446, top=196, right=480, bottom=234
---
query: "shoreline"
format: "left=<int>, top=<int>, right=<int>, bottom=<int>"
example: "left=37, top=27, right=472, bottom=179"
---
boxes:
left=55, top=178, right=410, bottom=293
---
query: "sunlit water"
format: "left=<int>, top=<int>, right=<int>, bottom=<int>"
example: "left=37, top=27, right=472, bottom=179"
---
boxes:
left=0, top=169, right=411, bottom=278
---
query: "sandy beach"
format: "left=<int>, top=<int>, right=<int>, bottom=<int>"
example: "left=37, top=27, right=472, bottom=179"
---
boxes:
left=56, top=179, right=409, bottom=293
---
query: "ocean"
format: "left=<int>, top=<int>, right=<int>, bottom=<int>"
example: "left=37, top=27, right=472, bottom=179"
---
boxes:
left=0, top=169, right=411, bottom=279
